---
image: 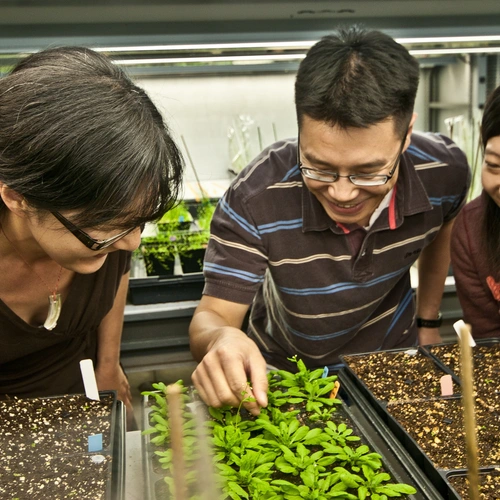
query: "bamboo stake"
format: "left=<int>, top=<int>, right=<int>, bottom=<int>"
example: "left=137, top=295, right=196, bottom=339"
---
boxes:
left=272, top=122, right=278, bottom=142
left=165, top=384, right=188, bottom=500
left=458, top=324, right=480, bottom=499
left=257, top=126, right=263, bottom=151
left=192, top=401, right=221, bottom=499
left=181, top=135, right=208, bottom=201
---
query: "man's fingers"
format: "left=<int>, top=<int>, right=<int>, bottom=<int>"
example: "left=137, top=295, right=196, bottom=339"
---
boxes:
left=192, top=358, right=241, bottom=407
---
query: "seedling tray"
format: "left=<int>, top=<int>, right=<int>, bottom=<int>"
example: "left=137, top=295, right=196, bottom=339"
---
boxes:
left=446, top=466, right=500, bottom=499
left=0, top=390, right=125, bottom=500
left=340, top=342, right=500, bottom=499
left=142, top=387, right=430, bottom=500
left=340, top=346, right=461, bottom=412
left=128, top=273, right=204, bottom=305
left=338, top=373, right=443, bottom=500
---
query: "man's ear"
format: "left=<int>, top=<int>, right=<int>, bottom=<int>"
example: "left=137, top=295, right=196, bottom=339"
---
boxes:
left=403, top=113, right=418, bottom=151
left=0, top=184, right=29, bottom=217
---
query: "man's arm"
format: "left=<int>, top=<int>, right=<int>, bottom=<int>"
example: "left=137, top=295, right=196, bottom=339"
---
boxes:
left=189, top=295, right=269, bottom=415
left=416, top=219, right=455, bottom=345
left=95, top=271, right=133, bottom=425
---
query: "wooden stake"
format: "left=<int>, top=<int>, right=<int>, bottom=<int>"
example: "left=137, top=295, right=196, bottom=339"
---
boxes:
left=192, top=402, right=221, bottom=499
left=166, top=384, right=188, bottom=500
left=181, top=135, right=208, bottom=201
left=458, top=324, right=480, bottom=499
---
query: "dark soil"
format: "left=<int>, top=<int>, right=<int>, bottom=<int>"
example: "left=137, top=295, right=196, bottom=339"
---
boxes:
left=448, top=467, right=500, bottom=499
left=387, top=398, right=500, bottom=470
left=0, top=393, right=115, bottom=499
left=343, top=349, right=460, bottom=402
left=428, top=343, right=500, bottom=405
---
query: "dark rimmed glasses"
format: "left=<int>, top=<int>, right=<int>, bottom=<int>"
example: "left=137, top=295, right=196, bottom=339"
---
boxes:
left=52, top=211, right=144, bottom=251
left=298, top=131, right=407, bottom=187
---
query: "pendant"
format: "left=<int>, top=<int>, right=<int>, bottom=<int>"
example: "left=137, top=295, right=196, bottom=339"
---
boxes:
left=44, top=293, right=62, bottom=331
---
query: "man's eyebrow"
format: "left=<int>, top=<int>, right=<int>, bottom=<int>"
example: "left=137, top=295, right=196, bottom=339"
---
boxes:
left=302, top=151, right=390, bottom=170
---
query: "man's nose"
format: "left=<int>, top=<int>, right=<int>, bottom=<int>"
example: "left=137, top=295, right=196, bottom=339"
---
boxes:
left=327, top=177, right=359, bottom=201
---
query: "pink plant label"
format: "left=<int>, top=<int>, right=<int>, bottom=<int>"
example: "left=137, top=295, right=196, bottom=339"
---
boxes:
left=440, top=374, right=453, bottom=396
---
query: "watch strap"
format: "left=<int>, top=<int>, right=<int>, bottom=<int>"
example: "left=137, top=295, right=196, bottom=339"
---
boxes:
left=416, top=312, right=442, bottom=328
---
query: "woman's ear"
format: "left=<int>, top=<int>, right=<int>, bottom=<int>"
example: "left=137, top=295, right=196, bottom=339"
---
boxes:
left=0, top=184, right=29, bottom=217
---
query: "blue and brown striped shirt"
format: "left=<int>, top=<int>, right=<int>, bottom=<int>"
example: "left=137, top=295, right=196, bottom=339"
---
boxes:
left=203, top=132, right=470, bottom=369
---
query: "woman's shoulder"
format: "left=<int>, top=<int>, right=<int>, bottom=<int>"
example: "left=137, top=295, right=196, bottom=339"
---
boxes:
left=458, top=192, right=486, bottom=221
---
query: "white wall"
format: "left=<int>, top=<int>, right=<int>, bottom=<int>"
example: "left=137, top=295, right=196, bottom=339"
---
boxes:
left=137, top=74, right=298, bottom=186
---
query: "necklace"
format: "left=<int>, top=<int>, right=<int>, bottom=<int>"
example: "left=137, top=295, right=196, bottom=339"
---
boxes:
left=0, top=225, right=63, bottom=330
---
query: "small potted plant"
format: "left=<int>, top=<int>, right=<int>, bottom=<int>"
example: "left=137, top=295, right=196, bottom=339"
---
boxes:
left=177, top=229, right=210, bottom=274
left=140, top=233, right=179, bottom=277
left=157, top=201, right=193, bottom=233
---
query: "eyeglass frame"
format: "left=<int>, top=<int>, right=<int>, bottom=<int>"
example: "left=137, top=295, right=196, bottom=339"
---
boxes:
left=52, top=211, right=143, bottom=251
left=297, top=130, right=408, bottom=187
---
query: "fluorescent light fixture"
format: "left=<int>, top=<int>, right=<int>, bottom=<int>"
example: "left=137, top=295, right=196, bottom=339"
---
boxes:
left=99, top=41, right=316, bottom=52
left=99, top=35, right=500, bottom=54
left=397, top=35, right=500, bottom=44
left=410, top=47, right=500, bottom=56
left=114, top=53, right=306, bottom=65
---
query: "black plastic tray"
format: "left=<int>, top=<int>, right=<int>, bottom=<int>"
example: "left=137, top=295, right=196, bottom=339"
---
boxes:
left=339, top=373, right=444, bottom=500
left=142, top=389, right=432, bottom=500
left=421, top=338, right=500, bottom=379
left=0, top=390, right=125, bottom=500
left=340, top=346, right=461, bottom=412
left=340, top=343, right=500, bottom=499
left=446, top=466, right=500, bottom=499
left=128, top=273, right=204, bottom=305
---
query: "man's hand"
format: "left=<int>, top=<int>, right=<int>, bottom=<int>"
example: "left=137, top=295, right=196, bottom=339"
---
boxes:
left=191, top=327, right=269, bottom=416
left=418, top=327, right=442, bottom=346
left=95, top=362, right=135, bottom=429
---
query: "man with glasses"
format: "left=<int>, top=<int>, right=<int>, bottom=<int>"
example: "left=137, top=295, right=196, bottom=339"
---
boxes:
left=189, top=26, right=470, bottom=415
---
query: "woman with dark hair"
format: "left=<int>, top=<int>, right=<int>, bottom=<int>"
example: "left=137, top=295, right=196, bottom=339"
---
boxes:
left=0, top=46, right=184, bottom=426
left=451, top=85, right=500, bottom=338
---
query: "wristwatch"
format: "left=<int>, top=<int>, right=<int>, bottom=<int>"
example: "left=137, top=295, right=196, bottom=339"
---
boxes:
left=416, top=312, right=442, bottom=328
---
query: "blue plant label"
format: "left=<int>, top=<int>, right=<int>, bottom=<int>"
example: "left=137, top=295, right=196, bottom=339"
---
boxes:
left=322, top=366, right=329, bottom=378
left=88, top=433, right=103, bottom=452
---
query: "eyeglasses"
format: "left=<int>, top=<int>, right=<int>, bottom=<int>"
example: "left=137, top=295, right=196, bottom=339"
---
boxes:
left=298, top=132, right=407, bottom=187
left=52, top=211, right=144, bottom=251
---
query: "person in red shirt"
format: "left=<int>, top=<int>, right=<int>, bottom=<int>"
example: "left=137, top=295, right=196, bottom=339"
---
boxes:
left=451, top=85, right=500, bottom=338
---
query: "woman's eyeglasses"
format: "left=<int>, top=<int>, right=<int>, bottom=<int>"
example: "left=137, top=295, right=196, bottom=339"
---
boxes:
left=52, top=211, right=144, bottom=251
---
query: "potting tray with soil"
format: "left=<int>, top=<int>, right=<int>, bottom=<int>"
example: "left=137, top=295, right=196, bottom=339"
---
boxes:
left=339, top=341, right=500, bottom=499
left=423, top=340, right=500, bottom=407
left=141, top=357, right=443, bottom=500
left=447, top=467, right=500, bottom=499
left=0, top=391, right=125, bottom=500
left=341, top=347, right=461, bottom=406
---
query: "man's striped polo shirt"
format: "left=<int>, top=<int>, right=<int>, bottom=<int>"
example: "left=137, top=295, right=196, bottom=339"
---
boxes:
left=203, top=132, right=471, bottom=370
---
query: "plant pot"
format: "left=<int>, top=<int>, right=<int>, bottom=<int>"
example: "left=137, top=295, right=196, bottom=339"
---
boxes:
left=142, top=254, right=176, bottom=277
left=179, top=248, right=206, bottom=274
left=0, top=391, right=125, bottom=500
